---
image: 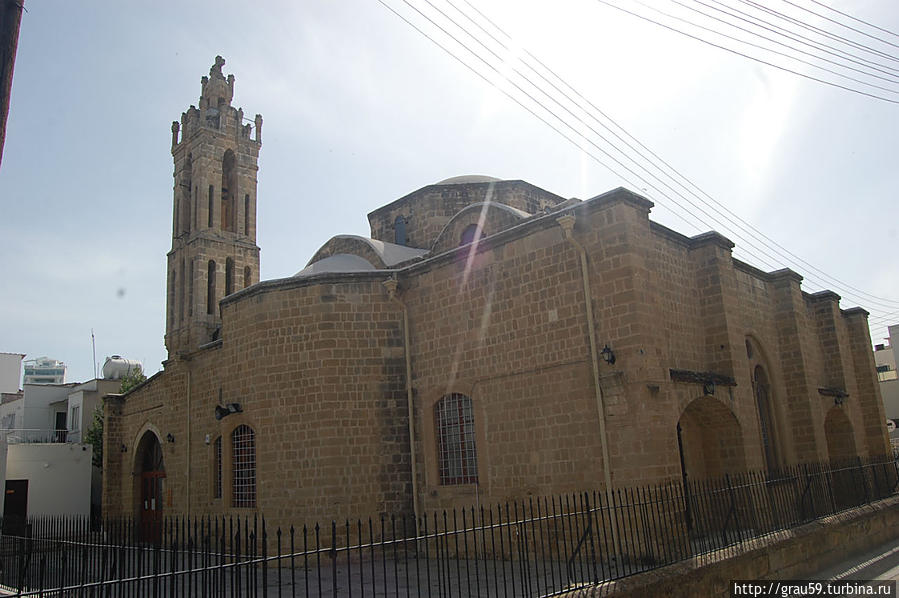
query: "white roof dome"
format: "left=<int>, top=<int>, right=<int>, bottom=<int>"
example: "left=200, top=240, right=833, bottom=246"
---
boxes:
left=435, top=175, right=502, bottom=185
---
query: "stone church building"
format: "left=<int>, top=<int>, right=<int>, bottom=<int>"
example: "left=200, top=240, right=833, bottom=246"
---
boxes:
left=102, top=58, right=890, bottom=531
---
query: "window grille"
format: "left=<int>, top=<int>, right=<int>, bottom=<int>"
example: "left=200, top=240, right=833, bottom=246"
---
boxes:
left=231, top=425, right=256, bottom=508
left=213, top=436, right=222, bottom=499
left=436, top=393, right=478, bottom=485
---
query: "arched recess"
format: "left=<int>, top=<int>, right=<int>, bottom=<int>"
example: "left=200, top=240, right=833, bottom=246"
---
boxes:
left=824, top=407, right=857, bottom=463
left=676, top=396, right=746, bottom=482
left=753, top=365, right=780, bottom=471
left=746, top=336, right=787, bottom=471
left=133, top=430, right=165, bottom=542
left=221, top=149, right=237, bottom=232
left=225, top=258, right=234, bottom=296
left=180, top=153, right=192, bottom=234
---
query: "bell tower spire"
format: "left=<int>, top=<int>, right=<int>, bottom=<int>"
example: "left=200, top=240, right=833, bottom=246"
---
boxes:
left=165, top=56, right=262, bottom=356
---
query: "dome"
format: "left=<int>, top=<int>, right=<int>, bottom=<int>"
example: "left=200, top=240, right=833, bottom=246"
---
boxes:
left=294, top=254, right=376, bottom=277
left=435, top=174, right=502, bottom=185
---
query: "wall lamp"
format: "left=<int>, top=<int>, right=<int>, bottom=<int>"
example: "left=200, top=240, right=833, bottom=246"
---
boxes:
left=166, top=433, right=175, bottom=443
left=600, top=345, right=616, bottom=365
left=703, top=382, right=715, bottom=396
left=215, top=402, right=243, bottom=421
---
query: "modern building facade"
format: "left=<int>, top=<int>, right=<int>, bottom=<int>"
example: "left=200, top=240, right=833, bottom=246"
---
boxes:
left=22, top=357, right=66, bottom=385
left=102, top=58, right=890, bottom=536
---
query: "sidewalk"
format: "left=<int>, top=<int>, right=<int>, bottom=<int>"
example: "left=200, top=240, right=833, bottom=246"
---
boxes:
left=814, top=537, right=899, bottom=582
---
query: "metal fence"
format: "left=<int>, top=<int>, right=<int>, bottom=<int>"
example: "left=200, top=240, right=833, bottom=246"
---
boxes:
left=0, top=456, right=896, bottom=597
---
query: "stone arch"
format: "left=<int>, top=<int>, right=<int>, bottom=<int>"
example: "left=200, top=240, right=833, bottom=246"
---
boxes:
left=431, top=202, right=529, bottom=254
left=745, top=335, right=788, bottom=470
left=824, top=407, right=857, bottom=463
left=676, top=396, right=746, bottom=481
left=132, top=428, right=165, bottom=542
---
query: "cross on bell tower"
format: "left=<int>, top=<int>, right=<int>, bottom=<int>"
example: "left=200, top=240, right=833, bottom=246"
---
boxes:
left=165, top=56, right=263, bottom=356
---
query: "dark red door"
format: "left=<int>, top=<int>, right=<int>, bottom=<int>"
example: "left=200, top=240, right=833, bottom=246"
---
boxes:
left=140, top=472, right=165, bottom=544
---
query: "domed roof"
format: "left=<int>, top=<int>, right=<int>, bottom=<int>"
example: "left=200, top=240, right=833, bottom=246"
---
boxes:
left=435, top=174, right=502, bottom=185
left=294, top=254, right=376, bottom=277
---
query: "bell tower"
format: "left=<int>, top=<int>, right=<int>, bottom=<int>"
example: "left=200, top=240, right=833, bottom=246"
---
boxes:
left=165, top=56, right=263, bottom=356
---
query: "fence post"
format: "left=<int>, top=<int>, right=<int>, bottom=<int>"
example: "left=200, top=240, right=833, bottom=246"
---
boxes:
left=331, top=520, right=337, bottom=598
left=857, top=456, right=870, bottom=504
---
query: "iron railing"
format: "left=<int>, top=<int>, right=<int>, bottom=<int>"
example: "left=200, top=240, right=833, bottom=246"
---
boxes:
left=0, top=456, right=896, bottom=597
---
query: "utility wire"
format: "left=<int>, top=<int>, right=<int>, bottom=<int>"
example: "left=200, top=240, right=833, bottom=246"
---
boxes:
left=779, top=0, right=899, bottom=50
left=738, top=0, right=899, bottom=65
left=375, top=0, right=704, bottom=235
left=626, top=0, right=899, bottom=96
left=379, top=0, right=899, bottom=329
left=398, top=0, right=899, bottom=314
left=695, top=0, right=899, bottom=81
left=456, top=0, right=899, bottom=310
left=807, top=0, right=899, bottom=40
left=591, top=0, right=899, bottom=104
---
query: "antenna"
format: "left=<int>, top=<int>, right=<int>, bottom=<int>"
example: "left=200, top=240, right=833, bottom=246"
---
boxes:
left=91, top=329, right=97, bottom=380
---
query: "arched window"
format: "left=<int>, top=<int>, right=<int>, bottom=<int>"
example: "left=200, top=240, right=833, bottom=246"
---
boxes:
left=187, top=260, right=194, bottom=317
left=213, top=436, right=222, bottom=499
left=435, top=393, right=478, bottom=485
left=171, top=268, right=179, bottom=326
left=459, top=224, right=484, bottom=247
left=178, top=257, right=185, bottom=324
left=231, top=425, right=256, bottom=508
left=394, top=215, right=407, bottom=246
left=754, top=365, right=779, bottom=471
left=181, top=153, right=192, bottom=234
left=168, top=270, right=176, bottom=328
left=244, top=266, right=251, bottom=289
left=221, top=150, right=237, bottom=232
left=207, top=260, right=216, bottom=315
left=244, top=194, right=250, bottom=236
left=207, top=185, right=214, bottom=228
left=225, top=258, right=234, bottom=296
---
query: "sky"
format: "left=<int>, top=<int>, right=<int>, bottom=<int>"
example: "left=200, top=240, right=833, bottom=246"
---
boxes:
left=1, top=0, right=897, bottom=385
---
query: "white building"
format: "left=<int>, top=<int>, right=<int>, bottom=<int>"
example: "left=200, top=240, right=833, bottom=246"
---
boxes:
left=874, top=325, right=899, bottom=451
left=0, top=377, right=121, bottom=520
left=874, top=325, right=899, bottom=418
left=0, top=353, right=24, bottom=394
left=22, top=357, right=66, bottom=385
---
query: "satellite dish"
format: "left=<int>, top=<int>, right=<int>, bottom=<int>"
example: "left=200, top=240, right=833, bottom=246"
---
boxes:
left=887, top=419, right=896, bottom=433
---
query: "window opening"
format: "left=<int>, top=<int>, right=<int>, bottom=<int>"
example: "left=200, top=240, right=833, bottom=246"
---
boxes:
left=436, top=393, right=478, bottom=485
left=231, top=425, right=256, bottom=507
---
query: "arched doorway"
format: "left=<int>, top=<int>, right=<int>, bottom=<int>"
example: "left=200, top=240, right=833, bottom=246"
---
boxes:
left=677, top=396, right=746, bottom=534
left=677, top=396, right=746, bottom=482
left=134, top=431, right=165, bottom=543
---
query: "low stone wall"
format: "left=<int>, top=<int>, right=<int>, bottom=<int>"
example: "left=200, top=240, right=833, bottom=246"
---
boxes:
left=563, top=495, right=899, bottom=597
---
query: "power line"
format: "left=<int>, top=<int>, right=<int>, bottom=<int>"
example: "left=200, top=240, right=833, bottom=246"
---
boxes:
left=455, top=0, right=899, bottom=310
left=589, top=0, right=899, bottom=104
left=390, top=0, right=899, bottom=314
left=378, top=0, right=899, bottom=329
left=738, top=0, right=899, bottom=65
left=778, top=0, right=899, bottom=51
left=697, top=0, right=899, bottom=80
left=807, top=0, right=899, bottom=40
left=623, top=0, right=899, bottom=96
